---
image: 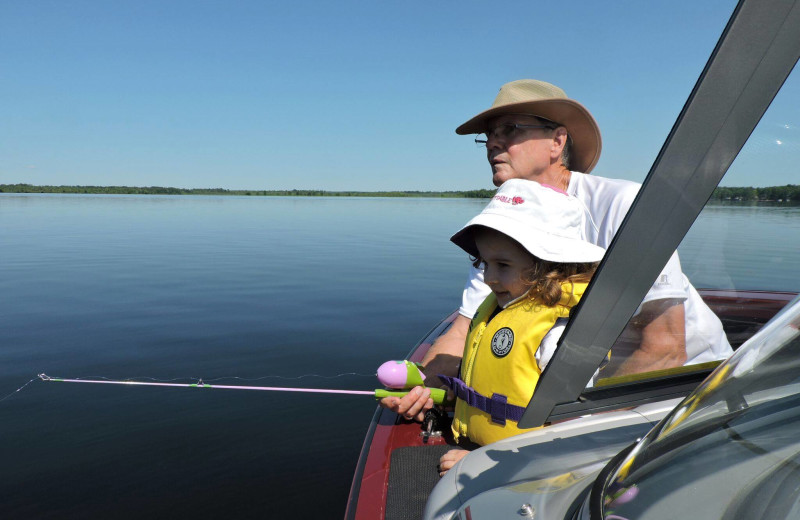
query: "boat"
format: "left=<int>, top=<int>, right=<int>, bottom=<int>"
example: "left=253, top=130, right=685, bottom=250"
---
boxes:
left=345, top=293, right=795, bottom=520
left=346, top=0, right=800, bottom=517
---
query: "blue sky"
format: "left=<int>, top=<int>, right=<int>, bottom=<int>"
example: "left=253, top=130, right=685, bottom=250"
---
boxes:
left=2, top=0, right=796, bottom=191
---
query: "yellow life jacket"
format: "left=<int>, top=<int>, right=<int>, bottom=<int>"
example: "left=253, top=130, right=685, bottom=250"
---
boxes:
left=451, top=282, right=588, bottom=445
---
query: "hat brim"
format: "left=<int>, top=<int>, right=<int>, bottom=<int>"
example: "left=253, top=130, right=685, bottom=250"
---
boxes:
left=455, top=99, right=602, bottom=174
left=451, top=213, right=606, bottom=264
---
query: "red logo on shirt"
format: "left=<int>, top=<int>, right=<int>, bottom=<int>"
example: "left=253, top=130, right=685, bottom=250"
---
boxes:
left=493, top=195, right=525, bottom=205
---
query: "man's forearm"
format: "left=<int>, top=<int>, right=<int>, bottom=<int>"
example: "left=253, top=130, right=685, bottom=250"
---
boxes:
left=608, top=344, right=685, bottom=376
left=421, top=314, right=470, bottom=382
left=605, top=300, right=686, bottom=377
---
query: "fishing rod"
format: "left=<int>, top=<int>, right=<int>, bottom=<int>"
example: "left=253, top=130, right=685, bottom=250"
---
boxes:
left=37, top=360, right=449, bottom=404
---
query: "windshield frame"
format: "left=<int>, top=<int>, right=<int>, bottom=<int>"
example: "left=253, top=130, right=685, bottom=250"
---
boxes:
left=519, top=0, right=800, bottom=429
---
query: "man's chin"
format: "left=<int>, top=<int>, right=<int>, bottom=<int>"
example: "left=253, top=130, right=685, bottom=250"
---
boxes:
left=491, top=172, right=507, bottom=187
left=491, top=167, right=519, bottom=187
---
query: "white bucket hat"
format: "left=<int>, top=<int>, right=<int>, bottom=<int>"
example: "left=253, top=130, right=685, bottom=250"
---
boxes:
left=451, top=179, right=606, bottom=263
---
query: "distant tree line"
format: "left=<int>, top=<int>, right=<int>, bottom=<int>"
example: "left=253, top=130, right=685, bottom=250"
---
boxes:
left=710, top=185, right=799, bottom=201
left=3, top=183, right=798, bottom=201
left=0, top=184, right=496, bottom=199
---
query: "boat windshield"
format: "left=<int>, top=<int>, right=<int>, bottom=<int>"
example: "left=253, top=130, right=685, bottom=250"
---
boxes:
left=590, top=60, right=800, bottom=391
left=599, top=292, right=800, bottom=518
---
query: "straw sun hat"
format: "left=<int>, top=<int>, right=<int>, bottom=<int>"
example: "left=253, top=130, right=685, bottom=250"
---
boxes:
left=456, top=79, right=602, bottom=174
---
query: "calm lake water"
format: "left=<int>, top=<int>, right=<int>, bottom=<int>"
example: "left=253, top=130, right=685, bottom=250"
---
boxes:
left=1, top=194, right=799, bottom=519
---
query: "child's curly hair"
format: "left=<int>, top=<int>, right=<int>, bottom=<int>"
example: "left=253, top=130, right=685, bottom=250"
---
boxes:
left=520, top=259, right=597, bottom=306
left=472, top=256, right=597, bottom=307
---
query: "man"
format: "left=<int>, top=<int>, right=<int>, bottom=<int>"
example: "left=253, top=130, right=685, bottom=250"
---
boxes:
left=385, top=79, right=732, bottom=422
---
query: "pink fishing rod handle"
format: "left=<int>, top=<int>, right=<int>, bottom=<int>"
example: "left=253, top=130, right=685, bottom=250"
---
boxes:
left=376, top=360, right=425, bottom=389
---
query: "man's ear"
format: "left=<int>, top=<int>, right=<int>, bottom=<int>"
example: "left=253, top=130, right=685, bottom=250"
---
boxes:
left=551, top=127, right=568, bottom=160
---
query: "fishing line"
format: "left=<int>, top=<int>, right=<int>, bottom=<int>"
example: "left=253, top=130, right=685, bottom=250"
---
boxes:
left=0, top=377, right=39, bottom=403
left=29, top=360, right=447, bottom=404
left=186, top=372, right=377, bottom=382
left=35, top=360, right=451, bottom=405
left=0, top=371, right=376, bottom=403
left=37, top=374, right=377, bottom=397
left=50, top=372, right=377, bottom=384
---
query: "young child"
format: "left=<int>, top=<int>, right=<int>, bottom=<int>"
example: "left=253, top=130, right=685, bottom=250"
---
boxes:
left=438, top=179, right=605, bottom=475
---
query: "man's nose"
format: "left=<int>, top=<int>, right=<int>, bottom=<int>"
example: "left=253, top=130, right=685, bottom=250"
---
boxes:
left=486, top=132, right=503, bottom=151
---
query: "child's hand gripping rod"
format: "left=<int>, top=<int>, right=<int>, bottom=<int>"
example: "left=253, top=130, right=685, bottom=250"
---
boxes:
left=373, top=360, right=449, bottom=405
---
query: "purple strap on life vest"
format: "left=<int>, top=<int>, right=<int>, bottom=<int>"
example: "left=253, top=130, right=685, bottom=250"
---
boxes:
left=438, top=375, right=526, bottom=426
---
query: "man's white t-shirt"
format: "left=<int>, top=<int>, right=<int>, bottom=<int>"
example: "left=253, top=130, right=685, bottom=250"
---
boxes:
left=459, top=173, right=732, bottom=368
